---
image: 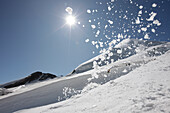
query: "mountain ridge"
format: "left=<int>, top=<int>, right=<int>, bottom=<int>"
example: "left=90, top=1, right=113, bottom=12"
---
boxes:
left=0, top=71, right=57, bottom=89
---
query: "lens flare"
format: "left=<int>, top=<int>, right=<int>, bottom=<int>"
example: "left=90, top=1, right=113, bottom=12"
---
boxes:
left=66, top=15, right=76, bottom=26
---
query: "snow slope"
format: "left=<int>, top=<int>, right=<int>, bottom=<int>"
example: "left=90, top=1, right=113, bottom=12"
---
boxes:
left=0, top=39, right=170, bottom=113
left=70, top=39, right=167, bottom=74
left=15, top=46, right=170, bottom=113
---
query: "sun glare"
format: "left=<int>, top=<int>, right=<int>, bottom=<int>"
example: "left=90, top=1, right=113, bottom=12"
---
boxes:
left=66, top=15, right=76, bottom=26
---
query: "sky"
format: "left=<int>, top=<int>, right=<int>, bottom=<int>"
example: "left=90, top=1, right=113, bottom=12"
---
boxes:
left=0, top=0, right=170, bottom=84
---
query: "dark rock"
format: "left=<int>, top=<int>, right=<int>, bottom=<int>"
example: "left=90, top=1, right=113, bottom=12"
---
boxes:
left=0, top=71, right=57, bottom=89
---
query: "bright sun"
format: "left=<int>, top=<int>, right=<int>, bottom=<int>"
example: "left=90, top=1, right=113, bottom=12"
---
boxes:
left=66, top=15, right=76, bottom=26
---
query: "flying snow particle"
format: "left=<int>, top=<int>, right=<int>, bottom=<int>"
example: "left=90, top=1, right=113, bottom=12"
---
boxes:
left=96, top=44, right=99, bottom=49
left=89, top=20, right=91, bottom=23
left=111, top=0, right=114, bottom=2
left=146, top=12, right=157, bottom=21
left=117, top=49, right=122, bottom=54
left=108, top=20, right=113, bottom=24
left=153, top=20, right=161, bottom=26
left=108, top=6, right=112, bottom=11
left=85, top=39, right=89, bottom=43
left=138, top=29, right=141, bottom=33
left=135, top=17, right=140, bottom=24
left=118, top=33, right=123, bottom=39
left=151, top=29, right=156, bottom=33
left=91, top=25, right=96, bottom=29
left=105, top=25, right=108, bottom=29
left=87, top=9, right=91, bottom=14
left=95, top=30, right=100, bottom=37
left=99, top=41, right=103, bottom=47
left=141, top=27, right=147, bottom=32
left=65, top=7, right=73, bottom=15
left=109, top=40, right=117, bottom=46
left=138, top=10, right=142, bottom=15
left=139, top=5, right=143, bottom=9
left=152, top=3, right=157, bottom=8
left=144, top=33, right=150, bottom=39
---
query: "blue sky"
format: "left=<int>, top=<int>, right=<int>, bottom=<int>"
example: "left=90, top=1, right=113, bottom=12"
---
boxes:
left=0, top=0, right=170, bottom=84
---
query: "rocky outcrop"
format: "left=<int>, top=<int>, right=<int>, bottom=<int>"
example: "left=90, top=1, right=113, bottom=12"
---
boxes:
left=0, top=71, right=57, bottom=89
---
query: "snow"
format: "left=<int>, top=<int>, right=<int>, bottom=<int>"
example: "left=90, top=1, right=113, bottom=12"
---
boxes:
left=85, top=39, right=89, bottom=43
left=87, top=9, right=91, bottom=14
left=108, top=6, right=111, bottom=11
left=91, top=25, right=96, bottom=29
left=65, top=7, right=73, bottom=15
left=141, top=27, right=147, bottom=32
left=152, top=3, right=157, bottom=8
left=139, top=5, right=143, bottom=9
left=144, top=34, right=150, bottom=39
left=151, top=29, right=156, bottom=33
left=15, top=47, right=170, bottom=113
left=95, top=30, right=100, bottom=37
left=146, top=12, right=157, bottom=21
left=108, top=20, right=113, bottom=24
left=135, top=17, right=140, bottom=24
left=0, top=39, right=170, bottom=113
left=0, top=88, right=12, bottom=96
left=117, top=49, right=122, bottom=54
left=153, top=19, right=161, bottom=26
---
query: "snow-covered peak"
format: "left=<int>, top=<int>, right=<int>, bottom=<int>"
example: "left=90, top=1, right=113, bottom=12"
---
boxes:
left=68, top=39, right=169, bottom=75
left=0, top=72, right=57, bottom=89
left=114, top=38, right=131, bottom=48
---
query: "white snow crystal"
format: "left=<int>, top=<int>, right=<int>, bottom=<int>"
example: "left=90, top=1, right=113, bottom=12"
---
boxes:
left=91, top=41, right=96, bottom=45
left=118, top=33, right=123, bottom=39
left=105, top=25, right=108, bottom=29
left=139, top=5, right=143, bottom=9
left=138, top=29, right=141, bottom=33
left=146, top=12, right=157, bottom=21
left=153, top=20, right=161, bottom=26
left=85, top=39, right=89, bottom=43
left=78, top=22, right=80, bottom=24
left=88, top=20, right=91, bottom=23
left=91, top=25, right=96, bottom=29
left=141, top=27, right=147, bottom=32
left=99, top=41, right=103, bottom=47
left=108, top=6, right=112, bottom=11
left=152, top=3, right=157, bottom=8
left=95, top=30, right=100, bottom=37
left=87, top=9, right=91, bottom=14
left=109, top=40, right=117, bottom=46
left=65, top=7, right=73, bottom=15
left=135, top=17, right=140, bottom=24
left=96, top=44, right=99, bottom=49
left=151, top=29, right=156, bottom=33
left=144, top=33, right=150, bottom=39
left=138, top=10, right=142, bottom=15
left=117, top=49, right=122, bottom=54
left=108, top=20, right=113, bottom=24
left=111, top=0, right=114, bottom=2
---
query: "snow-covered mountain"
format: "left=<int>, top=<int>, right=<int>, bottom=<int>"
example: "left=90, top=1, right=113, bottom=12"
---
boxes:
left=69, top=38, right=168, bottom=75
left=0, top=71, right=57, bottom=89
left=0, top=39, right=170, bottom=113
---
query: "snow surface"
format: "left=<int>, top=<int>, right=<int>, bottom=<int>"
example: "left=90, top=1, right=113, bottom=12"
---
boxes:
left=0, top=39, right=169, bottom=113
left=15, top=46, right=170, bottom=113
